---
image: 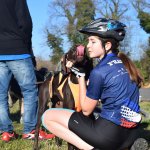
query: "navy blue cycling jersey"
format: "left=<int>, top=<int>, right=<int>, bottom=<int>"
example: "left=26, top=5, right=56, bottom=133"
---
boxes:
left=86, top=53, right=141, bottom=128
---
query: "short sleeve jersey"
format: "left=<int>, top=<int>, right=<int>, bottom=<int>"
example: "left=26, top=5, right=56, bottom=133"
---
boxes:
left=86, top=53, right=141, bottom=128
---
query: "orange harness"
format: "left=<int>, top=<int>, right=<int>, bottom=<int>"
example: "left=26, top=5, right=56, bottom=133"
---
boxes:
left=68, top=77, right=81, bottom=112
left=49, top=75, right=54, bottom=98
left=49, top=72, right=63, bottom=98
left=49, top=72, right=81, bottom=112
left=57, top=74, right=68, bottom=98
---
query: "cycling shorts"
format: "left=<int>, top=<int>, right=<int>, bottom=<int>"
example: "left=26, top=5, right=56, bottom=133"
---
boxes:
left=68, top=112, right=139, bottom=150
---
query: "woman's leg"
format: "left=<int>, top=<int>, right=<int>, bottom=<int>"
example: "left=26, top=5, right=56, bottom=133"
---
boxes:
left=42, top=108, right=93, bottom=150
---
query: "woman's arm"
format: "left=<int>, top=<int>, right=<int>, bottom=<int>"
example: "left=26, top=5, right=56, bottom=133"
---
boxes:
left=66, top=61, right=98, bottom=116
left=78, top=77, right=98, bottom=116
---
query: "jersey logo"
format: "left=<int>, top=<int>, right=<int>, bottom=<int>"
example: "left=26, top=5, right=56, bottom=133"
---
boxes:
left=120, top=118, right=137, bottom=128
left=120, top=105, right=141, bottom=128
left=107, top=59, right=122, bottom=66
left=120, top=105, right=141, bottom=123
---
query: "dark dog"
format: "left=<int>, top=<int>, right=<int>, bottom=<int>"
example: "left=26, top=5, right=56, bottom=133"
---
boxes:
left=8, top=67, right=49, bottom=123
left=33, top=45, right=93, bottom=150
left=9, top=67, right=49, bottom=105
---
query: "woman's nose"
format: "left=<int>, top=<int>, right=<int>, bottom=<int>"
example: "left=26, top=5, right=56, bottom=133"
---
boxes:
left=87, top=42, right=90, bottom=48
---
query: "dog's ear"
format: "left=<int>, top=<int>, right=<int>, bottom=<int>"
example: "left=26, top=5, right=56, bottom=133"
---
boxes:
left=61, top=54, right=68, bottom=74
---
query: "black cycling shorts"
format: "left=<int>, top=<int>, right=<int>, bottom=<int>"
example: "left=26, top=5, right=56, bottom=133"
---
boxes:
left=68, top=112, right=139, bottom=150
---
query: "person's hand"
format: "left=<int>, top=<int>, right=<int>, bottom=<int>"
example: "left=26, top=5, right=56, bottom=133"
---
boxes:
left=66, top=61, right=73, bottom=68
left=70, top=67, right=85, bottom=78
left=66, top=61, right=85, bottom=78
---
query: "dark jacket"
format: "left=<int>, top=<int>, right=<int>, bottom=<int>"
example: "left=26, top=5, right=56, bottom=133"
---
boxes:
left=0, top=0, right=33, bottom=55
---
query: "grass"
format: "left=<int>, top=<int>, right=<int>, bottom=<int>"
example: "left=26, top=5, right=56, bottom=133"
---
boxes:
left=138, top=101, right=150, bottom=146
left=0, top=101, right=67, bottom=150
left=0, top=101, right=150, bottom=150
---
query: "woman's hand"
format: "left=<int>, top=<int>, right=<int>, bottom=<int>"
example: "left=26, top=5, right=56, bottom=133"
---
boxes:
left=66, top=61, right=73, bottom=68
left=66, top=61, right=85, bottom=78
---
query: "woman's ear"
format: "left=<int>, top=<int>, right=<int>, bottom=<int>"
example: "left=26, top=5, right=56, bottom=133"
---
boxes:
left=105, top=42, right=112, bottom=52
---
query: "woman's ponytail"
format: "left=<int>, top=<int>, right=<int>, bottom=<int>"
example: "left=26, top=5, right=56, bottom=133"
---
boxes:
left=118, top=52, right=143, bottom=87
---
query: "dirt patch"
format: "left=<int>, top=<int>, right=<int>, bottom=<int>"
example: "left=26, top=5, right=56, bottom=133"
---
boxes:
left=142, top=83, right=150, bottom=88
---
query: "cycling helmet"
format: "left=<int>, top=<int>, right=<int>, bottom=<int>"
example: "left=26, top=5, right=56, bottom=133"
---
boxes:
left=79, top=18, right=126, bottom=41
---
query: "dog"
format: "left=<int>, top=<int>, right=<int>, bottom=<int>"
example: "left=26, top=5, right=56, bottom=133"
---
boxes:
left=8, top=67, right=49, bottom=123
left=33, top=44, right=93, bottom=150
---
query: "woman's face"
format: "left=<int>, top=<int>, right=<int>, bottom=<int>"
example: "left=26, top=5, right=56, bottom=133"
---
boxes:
left=87, top=36, right=105, bottom=59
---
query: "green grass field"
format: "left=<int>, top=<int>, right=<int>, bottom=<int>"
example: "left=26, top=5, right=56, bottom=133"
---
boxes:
left=0, top=101, right=150, bottom=150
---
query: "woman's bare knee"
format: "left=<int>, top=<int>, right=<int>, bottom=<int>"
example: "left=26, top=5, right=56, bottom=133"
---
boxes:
left=42, top=109, right=73, bottom=128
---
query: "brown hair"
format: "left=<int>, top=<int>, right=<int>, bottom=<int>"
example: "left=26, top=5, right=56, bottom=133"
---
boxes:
left=101, top=38, right=143, bottom=87
left=118, top=52, right=143, bottom=87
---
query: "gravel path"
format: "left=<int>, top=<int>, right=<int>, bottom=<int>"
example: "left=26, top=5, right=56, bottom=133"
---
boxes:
left=140, top=88, right=150, bottom=101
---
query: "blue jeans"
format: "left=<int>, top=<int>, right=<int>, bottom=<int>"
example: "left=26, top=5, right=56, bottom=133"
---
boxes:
left=0, top=58, right=38, bottom=133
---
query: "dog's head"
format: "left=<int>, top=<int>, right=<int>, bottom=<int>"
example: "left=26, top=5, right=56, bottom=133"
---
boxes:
left=66, top=44, right=85, bottom=63
left=61, top=44, right=85, bottom=73
left=61, top=44, right=93, bottom=78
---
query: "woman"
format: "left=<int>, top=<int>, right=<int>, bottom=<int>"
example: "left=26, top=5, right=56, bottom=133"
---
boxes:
left=42, top=18, right=145, bottom=150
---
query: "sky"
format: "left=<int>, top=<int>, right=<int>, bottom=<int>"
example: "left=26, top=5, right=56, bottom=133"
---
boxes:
left=27, top=0, right=50, bottom=60
left=27, top=0, right=149, bottom=61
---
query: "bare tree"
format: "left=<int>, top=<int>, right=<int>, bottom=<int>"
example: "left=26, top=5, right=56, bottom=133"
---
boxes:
left=47, top=0, right=77, bottom=35
left=131, top=0, right=150, bottom=12
left=47, top=0, right=95, bottom=45
left=94, top=0, right=129, bottom=20
left=45, top=0, right=149, bottom=61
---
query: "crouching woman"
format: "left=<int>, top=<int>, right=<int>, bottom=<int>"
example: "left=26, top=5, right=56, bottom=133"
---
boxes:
left=42, top=18, right=145, bottom=150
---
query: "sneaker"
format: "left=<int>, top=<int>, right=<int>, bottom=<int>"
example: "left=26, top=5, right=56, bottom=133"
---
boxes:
left=22, top=130, right=35, bottom=140
left=38, top=130, right=55, bottom=140
left=1, top=132, right=18, bottom=142
left=130, top=138, right=148, bottom=150
left=22, top=130, right=55, bottom=140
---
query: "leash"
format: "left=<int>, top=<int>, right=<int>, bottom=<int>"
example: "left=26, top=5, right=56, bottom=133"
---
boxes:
left=36, top=81, right=44, bottom=84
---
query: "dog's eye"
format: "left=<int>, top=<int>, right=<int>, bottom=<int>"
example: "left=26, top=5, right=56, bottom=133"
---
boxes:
left=66, top=54, right=69, bottom=60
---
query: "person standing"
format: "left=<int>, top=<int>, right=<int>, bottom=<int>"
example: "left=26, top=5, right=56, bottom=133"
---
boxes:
left=0, top=0, right=54, bottom=142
